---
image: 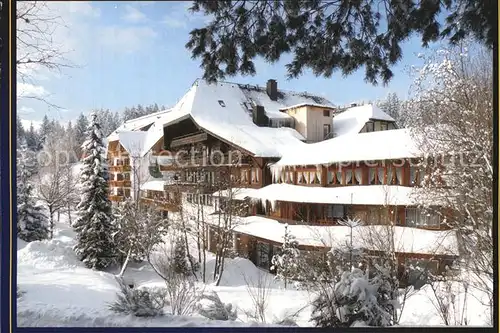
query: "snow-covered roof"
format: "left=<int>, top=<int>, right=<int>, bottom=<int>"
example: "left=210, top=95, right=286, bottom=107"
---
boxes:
left=332, top=104, right=395, bottom=137
left=117, top=131, right=148, bottom=157
left=107, top=109, right=172, bottom=142
left=244, top=183, right=444, bottom=206
left=279, top=102, right=336, bottom=111
left=238, top=85, right=334, bottom=117
left=140, top=180, right=168, bottom=191
left=272, top=128, right=421, bottom=168
left=211, top=188, right=261, bottom=201
left=160, top=80, right=326, bottom=157
left=226, top=216, right=458, bottom=255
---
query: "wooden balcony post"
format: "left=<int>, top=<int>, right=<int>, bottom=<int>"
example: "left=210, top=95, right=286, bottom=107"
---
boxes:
left=320, top=165, right=327, bottom=186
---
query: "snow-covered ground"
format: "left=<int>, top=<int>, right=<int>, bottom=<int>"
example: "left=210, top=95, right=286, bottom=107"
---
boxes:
left=17, top=216, right=492, bottom=327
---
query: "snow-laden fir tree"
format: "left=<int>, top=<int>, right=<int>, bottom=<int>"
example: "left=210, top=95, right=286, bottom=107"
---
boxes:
left=271, top=224, right=300, bottom=288
left=377, top=93, right=403, bottom=125
left=197, top=290, right=237, bottom=321
left=172, top=237, right=191, bottom=276
left=72, top=113, right=116, bottom=270
left=311, top=268, right=395, bottom=327
left=17, top=140, right=49, bottom=242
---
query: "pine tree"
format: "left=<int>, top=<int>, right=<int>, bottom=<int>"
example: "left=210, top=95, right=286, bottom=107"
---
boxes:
left=186, top=1, right=493, bottom=84
left=17, top=116, right=25, bottom=142
left=39, top=115, right=52, bottom=147
left=25, top=122, right=39, bottom=151
left=172, top=237, right=190, bottom=276
left=310, top=268, right=396, bottom=327
left=73, top=112, right=116, bottom=270
left=271, top=224, right=300, bottom=288
left=75, top=113, right=89, bottom=159
left=17, top=141, right=49, bottom=242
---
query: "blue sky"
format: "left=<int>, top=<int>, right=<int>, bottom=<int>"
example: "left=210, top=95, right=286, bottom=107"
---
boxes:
left=17, top=1, right=435, bottom=126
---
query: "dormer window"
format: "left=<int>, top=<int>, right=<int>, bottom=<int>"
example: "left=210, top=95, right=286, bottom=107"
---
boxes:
left=218, top=100, right=226, bottom=107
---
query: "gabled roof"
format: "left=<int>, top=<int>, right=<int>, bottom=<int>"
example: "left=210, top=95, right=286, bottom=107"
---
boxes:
left=160, top=80, right=312, bottom=157
left=117, top=131, right=148, bottom=157
left=107, top=109, right=172, bottom=142
left=332, top=104, right=395, bottom=137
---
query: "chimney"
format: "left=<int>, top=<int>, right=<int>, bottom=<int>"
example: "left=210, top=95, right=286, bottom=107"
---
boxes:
left=252, top=105, right=268, bottom=127
left=266, top=79, right=278, bottom=101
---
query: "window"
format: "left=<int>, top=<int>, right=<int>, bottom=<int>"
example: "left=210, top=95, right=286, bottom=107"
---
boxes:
left=323, top=124, right=331, bottom=139
left=407, top=259, right=439, bottom=288
left=405, top=208, right=440, bottom=227
left=323, top=110, right=330, bottom=117
left=124, top=173, right=130, bottom=180
left=380, top=122, right=388, bottom=131
left=365, top=121, right=374, bottom=132
left=218, top=100, right=226, bottom=107
left=256, top=242, right=271, bottom=269
left=326, top=204, right=345, bottom=219
left=327, top=171, right=335, bottom=185
left=368, top=168, right=376, bottom=184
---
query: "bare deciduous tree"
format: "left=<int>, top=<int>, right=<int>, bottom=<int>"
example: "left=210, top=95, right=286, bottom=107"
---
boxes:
left=404, top=42, right=493, bottom=322
left=16, top=1, right=75, bottom=107
left=242, top=271, right=272, bottom=323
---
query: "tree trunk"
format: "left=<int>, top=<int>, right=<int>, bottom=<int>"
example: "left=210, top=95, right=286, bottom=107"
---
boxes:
left=196, top=202, right=202, bottom=264
left=67, top=204, right=72, bottom=226
left=49, top=205, right=54, bottom=239
left=118, top=248, right=132, bottom=277
left=201, top=210, right=207, bottom=283
left=181, top=214, right=198, bottom=280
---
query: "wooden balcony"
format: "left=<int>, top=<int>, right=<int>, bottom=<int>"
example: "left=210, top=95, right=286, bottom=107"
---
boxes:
left=140, top=197, right=180, bottom=212
left=171, top=132, right=208, bottom=148
left=174, top=153, right=252, bottom=168
left=109, top=180, right=132, bottom=188
left=109, top=195, right=124, bottom=202
left=109, top=165, right=132, bottom=172
left=108, top=150, right=129, bottom=158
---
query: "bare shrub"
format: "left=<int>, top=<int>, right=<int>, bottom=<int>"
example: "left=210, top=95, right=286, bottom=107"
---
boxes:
left=242, top=272, right=272, bottom=323
left=108, top=278, right=165, bottom=317
left=148, top=243, right=202, bottom=316
left=427, top=272, right=469, bottom=326
left=164, top=271, right=200, bottom=316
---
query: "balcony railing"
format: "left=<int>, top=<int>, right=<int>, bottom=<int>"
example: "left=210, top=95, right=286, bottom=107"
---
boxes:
left=108, top=150, right=129, bottom=158
left=109, top=195, right=124, bottom=202
left=109, top=165, right=132, bottom=172
left=174, top=153, right=252, bottom=168
left=109, top=180, right=132, bottom=188
left=140, top=197, right=180, bottom=212
left=170, top=132, right=208, bottom=148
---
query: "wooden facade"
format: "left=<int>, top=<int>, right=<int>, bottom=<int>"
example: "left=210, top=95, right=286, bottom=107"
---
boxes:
left=107, top=140, right=133, bottom=202
left=274, top=159, right=441, bottom=188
